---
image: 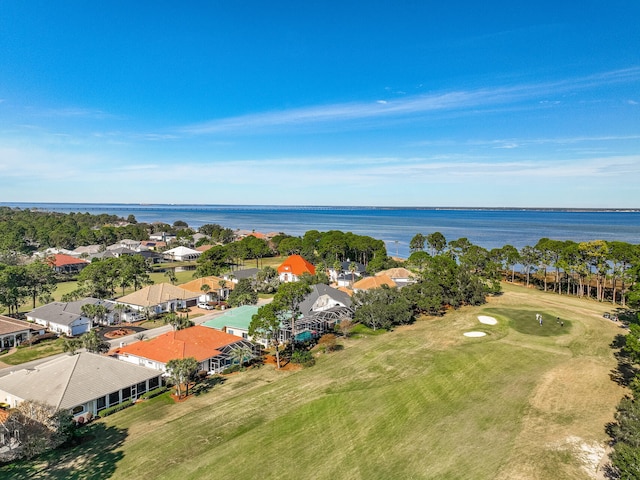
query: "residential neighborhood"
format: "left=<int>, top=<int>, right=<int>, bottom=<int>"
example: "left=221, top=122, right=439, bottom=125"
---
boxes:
left=1, top=2, right=639, bottom=475
left=0, top=210, right=582, bottom=472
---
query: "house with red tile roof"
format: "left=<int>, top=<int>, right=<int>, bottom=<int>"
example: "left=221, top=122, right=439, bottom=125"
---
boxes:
left=46, top=253, right=90, bottom=274
left=113, top=325, right=256, bottom=374
left=277, top=254, right=316, bottom=283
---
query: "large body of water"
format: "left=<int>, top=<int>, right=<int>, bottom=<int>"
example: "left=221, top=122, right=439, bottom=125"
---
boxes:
left=2, top=203, right=639, bottom=258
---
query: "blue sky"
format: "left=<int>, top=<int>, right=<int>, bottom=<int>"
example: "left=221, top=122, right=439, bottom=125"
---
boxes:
left=1, top=1, right=639, bottom=207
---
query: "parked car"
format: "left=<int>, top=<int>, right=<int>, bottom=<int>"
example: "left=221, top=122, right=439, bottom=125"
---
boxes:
left=197, top=302, right=215, bottom=310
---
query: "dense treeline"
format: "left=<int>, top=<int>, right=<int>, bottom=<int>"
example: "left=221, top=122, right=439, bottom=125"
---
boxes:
left=0, top=261, right=57, bottom=314
left=0, top=255, right=153, bottom=313
left=271, top=230, right=388, bottom=269
left=608, top=298, right=640, bottom=477
left=409, top=233, right=640, bottom=305
left=0, top=208, right=238, bottom=260
left=0, top=207, right=148, bottom=253
left=196, top=230, right=391, bottom=277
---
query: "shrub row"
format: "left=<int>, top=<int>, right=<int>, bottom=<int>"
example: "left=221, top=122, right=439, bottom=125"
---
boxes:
left=98, top=399, right=134, bottom=418
left=221, top=364, right=241, bottom=375
left=140, top=386, right=167, bottom=400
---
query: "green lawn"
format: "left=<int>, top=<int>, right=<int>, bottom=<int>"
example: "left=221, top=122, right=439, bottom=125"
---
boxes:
left=0, top=338, right=66, bottom=365
left=485, top=308, right=572, bottom=336
left=0, top=284, right=625, bottom=479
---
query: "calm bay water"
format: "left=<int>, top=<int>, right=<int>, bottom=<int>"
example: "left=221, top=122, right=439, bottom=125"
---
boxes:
left=2, top=203, right=639, bottom=258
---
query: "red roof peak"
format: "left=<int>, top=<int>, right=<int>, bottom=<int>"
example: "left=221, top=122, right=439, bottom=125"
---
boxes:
left=277, top=254, right=315, bottom=276
left=48, top=253, right=90, bottom=267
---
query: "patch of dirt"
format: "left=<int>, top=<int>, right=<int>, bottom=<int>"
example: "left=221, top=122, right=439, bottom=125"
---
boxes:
left=104, top=328, right=135, bottom=339
left=169, top=383, right=197, bottom=402
left=552, top=436, right=606, bottom=479
left=263, top=354, right=301, bottom=371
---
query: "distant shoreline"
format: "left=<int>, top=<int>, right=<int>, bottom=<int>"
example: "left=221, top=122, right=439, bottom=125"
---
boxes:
left=2, top=202, right=638, bottom=213
left=2, top=202, right=639, bottom=257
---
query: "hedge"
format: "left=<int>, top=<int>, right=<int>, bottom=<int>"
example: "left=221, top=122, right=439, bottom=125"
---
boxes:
left=98, top=399, right=134, bottom=418
left=140, top=386, right=168, bottom=400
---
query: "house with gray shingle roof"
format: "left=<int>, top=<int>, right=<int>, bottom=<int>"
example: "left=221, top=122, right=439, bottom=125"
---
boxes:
left=285, top=285, right=353, bottom=343
left=224, top=268, right=259, bottom=283
left=93, top=246, right=137, bottom=259
left=26, top=298, right=118, bottom=336
left=299, top=284, right=352, bottom=316
left=0, top=352, right=162, bottom=420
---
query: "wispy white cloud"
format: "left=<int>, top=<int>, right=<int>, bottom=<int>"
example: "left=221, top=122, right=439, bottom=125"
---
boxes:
left=410, top=134, right=640, bottom=149
left=2, top=138, right=638, bottom=205
left=121, top=164, right=160, bottom=171
left=31, top=107, right=115, bottom=120
left=181, top=68, right=640, bottom=135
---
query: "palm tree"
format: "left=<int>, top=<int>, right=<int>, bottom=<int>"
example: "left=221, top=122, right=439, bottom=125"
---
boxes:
left=81, top=304, right=98, bottom=325
left=113, top=303, right=127, bottom=324
left=164, top=312, right=193, bottom=331
left=80, top=303, right=108, bottom=326
left=349, top=262, right=357, bottom=285
left=229, top=344, right=255, bottom=370
left=143, top=305, right=156, bottom=321
left=80, top=329, right=110, bottom=354
left=249, top=303, right=283, bottom=368
left=200, top=283, right=211, bottom=303
left=333, top=260, right=342, bottom=283
left=164, top=270, right=177, bottom=285
left=93, top=304, right=109, bottom=326
left=166, top=357, right=199, bottom=397
left=62, top=337, right=81, bottom=355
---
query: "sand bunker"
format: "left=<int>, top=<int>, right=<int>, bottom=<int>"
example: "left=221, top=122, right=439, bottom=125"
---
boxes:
left=478, top=315, right=498, bottom=325
left=463, top=331, right=487, bottom=337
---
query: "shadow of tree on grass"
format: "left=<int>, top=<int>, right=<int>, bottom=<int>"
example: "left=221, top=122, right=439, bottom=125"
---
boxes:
left=609, top=334, right=639, bottom=387
left=192, top=375, right=226, bottom=396
left=0, top=422, right=128, bottom=480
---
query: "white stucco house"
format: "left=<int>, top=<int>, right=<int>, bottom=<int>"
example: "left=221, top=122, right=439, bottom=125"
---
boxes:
left=162, top=246, right=201, bottom=262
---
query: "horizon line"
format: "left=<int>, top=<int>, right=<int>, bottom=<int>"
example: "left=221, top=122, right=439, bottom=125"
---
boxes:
left=1, top=202, right=639, bottom=212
